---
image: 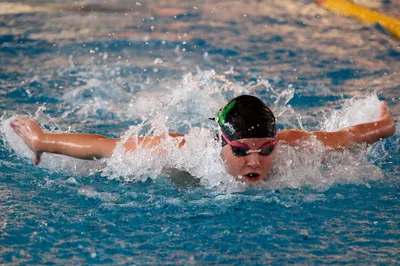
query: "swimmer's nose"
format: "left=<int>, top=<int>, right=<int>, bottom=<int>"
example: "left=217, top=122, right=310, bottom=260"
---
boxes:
left=246, top=153, right=262, bottom=167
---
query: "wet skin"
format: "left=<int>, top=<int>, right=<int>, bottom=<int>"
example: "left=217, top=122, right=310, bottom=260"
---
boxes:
left=220, top=137, right=277, bottom=182
left=9, top=102, right=395, bottom=183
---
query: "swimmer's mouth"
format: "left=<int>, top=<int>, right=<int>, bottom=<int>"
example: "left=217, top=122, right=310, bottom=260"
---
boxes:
left=244, top=173, right=261, bottom=179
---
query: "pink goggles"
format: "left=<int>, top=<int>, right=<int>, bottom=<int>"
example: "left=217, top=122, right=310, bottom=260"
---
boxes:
left=220, top=131, right=277, bottom=156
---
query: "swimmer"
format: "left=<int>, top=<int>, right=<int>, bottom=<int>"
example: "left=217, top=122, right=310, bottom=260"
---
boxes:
left=10, top=95, right=396, bottom=182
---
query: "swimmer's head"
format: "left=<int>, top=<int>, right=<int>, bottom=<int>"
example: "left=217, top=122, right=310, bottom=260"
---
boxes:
left=217, top=95, right=277, bottom=182
left=217, top=95, right=276, bottom=145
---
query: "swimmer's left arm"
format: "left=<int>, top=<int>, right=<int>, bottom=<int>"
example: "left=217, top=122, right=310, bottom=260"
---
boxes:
left=277, top=102, right=396, bottom=149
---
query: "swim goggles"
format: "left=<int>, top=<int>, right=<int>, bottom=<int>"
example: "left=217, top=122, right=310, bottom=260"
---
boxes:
left=220, top=131, right=277, bottom=157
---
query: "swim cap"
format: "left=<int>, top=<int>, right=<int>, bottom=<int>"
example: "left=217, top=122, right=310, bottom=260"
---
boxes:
left=217, top=95, right=276, bottom=145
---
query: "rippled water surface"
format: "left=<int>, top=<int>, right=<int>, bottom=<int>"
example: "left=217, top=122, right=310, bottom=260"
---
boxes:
left=1, top=0, right=399, bottom=264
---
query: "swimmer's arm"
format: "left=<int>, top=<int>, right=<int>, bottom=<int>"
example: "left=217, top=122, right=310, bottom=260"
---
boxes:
left=10, top=117, right=185, bottom=164
left=34, top=133, right=119, bottom=160
left=277, top=102, right=396, bottom=149
left=30, top=134, right=174, bottom=159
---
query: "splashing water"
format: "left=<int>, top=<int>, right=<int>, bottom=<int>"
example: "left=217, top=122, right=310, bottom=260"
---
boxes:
left=322, top=92, right=381, bottom=132
left=102, top=123, right=230, bottom=188
left=265, top=93, right=385, bottom=191
left=0, top=72, right=390, bottom=191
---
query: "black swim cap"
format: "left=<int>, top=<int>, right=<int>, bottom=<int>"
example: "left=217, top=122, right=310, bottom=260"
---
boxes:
left=217, top=95, right=276, bottom=144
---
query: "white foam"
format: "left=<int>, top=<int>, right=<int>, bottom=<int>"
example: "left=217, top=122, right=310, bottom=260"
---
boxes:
left=1, top=71, right=392, bottom=191
left=267, top=139, right=383, bottom=191
left=101, top=119, right=237, bottom=189
left=264, top=92, right=387, bottom=190
left=322, top=92, right=381, bottom=131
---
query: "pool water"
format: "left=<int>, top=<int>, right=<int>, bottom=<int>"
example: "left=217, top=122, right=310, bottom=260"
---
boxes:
left=1, top=0, right=399, bottom=264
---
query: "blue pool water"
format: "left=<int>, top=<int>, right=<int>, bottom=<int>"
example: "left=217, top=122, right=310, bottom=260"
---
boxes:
left=1, top=0, right=399, bottom=264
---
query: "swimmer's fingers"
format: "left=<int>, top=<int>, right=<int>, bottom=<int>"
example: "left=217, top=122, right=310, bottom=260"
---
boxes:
left=377, top=102, right=396, bottom=138
left=10, top=116, right=44, bottom=153
left=377, top=101, right=390, bottom=120
left=11, top=116, right=43, bottom=135
left=10, top=117, right=28, bottom=137
left=10, top=117, right=43, bottom=165
left=11, top=116, right=30, bottom=125
left=10, top=116, right=24, bottom=128
left=10, top=116, right=31, bottom=130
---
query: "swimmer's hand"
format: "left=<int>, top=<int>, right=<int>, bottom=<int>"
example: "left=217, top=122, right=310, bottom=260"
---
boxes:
left=278, top=101, right=396, bottom=149
left=10, top=116, right=116, bottom=164
left=10, top=117, right=44, bottom=165
left=374, top=101, right=396, bottom=140
left=378, top=101, right=392, bottom=121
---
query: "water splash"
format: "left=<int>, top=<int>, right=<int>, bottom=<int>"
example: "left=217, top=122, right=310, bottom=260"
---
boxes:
left=268, top=140, right=384, bottom=191
left=0, top=71, right=393, bottom=191
left=101, top=116, right=235, bottom=189
left=265, top=92, right=388, bottom=190
left=322, top=92, right=381, bottom=131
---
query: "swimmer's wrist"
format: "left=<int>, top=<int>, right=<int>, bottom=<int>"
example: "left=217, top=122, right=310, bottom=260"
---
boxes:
left=35, top=133, right=56, bottom=153
left=34, top=133, right=47, bottom=153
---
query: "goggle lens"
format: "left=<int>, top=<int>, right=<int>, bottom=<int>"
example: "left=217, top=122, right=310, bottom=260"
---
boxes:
left=231, top=146, right=249, bottom=156
left=260, top=145, right=275, bottom=156
left=231, top=144, right=275, bottom=157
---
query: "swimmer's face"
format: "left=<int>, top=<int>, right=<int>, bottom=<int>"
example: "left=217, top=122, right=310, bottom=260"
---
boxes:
left=220, top=137, right=277, bottom=182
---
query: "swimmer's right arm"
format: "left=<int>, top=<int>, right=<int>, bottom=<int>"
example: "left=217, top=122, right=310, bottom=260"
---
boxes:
left=10, top=117, right=185, bottom=165
left=277, top=101, right=396, bottom=149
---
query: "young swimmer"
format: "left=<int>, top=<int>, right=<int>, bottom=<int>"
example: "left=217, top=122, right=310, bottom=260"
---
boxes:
left=10, top=95, right=396, bottom=182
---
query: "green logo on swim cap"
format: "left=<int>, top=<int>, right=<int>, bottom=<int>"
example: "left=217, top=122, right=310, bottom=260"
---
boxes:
left=217, top=100, right=236, bottom=125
